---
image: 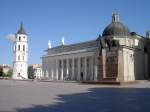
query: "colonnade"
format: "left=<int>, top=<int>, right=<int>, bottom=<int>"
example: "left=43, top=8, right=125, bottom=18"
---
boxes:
left=44, top=55, right=98, bottom=81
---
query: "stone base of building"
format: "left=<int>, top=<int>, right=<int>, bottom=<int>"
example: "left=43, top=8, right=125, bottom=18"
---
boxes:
left=82, top=78, right=143, bottom=85
left=82, top=80, right=121, bottom=85
left=12, top=75, right=28, bottom=80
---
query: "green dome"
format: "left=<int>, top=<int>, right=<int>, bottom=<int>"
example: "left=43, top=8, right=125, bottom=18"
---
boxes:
left=102, top=22, right=130, bottom=36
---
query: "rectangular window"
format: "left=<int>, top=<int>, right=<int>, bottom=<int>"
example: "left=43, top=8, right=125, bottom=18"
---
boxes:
left=18, top=56, right=20, bottom=60
left=23, top=45, right=25, bottom=51
left=19, top=37, right=21, bottom=41
left=18, top=45, right=20, bottom=51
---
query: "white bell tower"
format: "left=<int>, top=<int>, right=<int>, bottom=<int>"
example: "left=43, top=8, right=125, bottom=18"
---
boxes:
left=13, top=22, right=28, bottom=79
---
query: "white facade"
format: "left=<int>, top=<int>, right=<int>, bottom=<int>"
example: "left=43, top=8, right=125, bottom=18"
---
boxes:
left=42, top=40, right=99, bottom=81
left=42, top=52, right=98, bottom=81
left=42, top=13, right=150, bottom=82
left=40, top=36, right=150, bottom=82
left=34, top=67, right=43, bottom=79
left=13, top=23, right=28, bottom=79
left=116, top=36, right=149, bottom=81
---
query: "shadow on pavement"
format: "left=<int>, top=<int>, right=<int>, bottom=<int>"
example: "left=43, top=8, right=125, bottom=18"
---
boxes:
left=15, top=87, right=150, bottom=112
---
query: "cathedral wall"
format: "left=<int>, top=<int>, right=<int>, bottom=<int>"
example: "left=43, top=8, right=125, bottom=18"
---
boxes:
left=116, top=36, right=149, bottom=81
left=134, top=50, right=146, bottom=79
left=42, top=51, right=98, bottom=81
left=123, top=48, right=135, bottom=81
left=114, top=37, right=134, bottom=47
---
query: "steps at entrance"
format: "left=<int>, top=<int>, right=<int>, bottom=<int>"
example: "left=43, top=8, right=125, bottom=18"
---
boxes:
left=82, top=81, right=120, bottom=85
left=103, top=77, right=117, bottom=81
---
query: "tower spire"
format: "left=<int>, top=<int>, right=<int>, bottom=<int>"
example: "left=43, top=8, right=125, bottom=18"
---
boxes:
left=17, top=22, right=26, bottom=34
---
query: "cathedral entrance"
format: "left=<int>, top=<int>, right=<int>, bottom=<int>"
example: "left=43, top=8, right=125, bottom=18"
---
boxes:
left=80, top=72, right=83, bottom=81
left=106, top=56, right=118, bottom=78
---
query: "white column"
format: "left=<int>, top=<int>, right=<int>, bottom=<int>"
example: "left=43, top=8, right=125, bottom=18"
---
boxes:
left=145, top=54, right=148, bottom=78
left=51, top=69, right=54, bottom=80
left=55, top=59, right=58, bottom=80
left=91, top=56, right=94, bottom=80
left=84, top=57, right=87, bottom=81
left=61, top=59, right=64, bottom=80
left=50, top=60, right=55, bottom=80
left=45, top=70, right=48, bottom=78
left=66, top=59, right=69, bottom=79
left=78, top=57, right=80, bottom=80
left=94, top=56, right=97, bottom=81
left=94, top=65, right=97, bottom=81
left=71, top=58, right=74, bottom=80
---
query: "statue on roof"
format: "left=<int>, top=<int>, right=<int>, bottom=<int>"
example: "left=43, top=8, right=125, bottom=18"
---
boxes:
left=48, top=40, right=51, bottom=48
left=62, top=36, right=65, bottom=45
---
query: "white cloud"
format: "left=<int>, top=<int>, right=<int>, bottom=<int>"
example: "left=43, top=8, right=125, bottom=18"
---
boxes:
left=5, top=34, right=15, bottom=42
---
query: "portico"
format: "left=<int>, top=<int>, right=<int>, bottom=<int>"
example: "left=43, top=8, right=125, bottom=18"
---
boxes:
left=42, top=52, right=98, bottom=81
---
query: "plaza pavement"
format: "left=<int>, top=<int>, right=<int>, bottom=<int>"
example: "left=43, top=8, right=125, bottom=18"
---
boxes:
left=0, top=80, right=150, bottom=112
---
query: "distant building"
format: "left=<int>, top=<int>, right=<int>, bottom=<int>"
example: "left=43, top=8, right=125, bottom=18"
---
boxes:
left=28, top=64, right=43, bottom=79
left=42, top=13, right=150, bottom=83
left=0, top=64, right=11, bottom=76
left=34, top=65, right=43, bottom=79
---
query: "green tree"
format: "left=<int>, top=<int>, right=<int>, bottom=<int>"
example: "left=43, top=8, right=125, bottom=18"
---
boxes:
left=0, top=67, right=3, bottom=77
left=0, top=71, right=3, bottom=77
left=7, top=69, right=13, bottom=77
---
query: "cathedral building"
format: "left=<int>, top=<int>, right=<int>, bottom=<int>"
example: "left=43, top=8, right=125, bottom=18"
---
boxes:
left=42, top=13, right=150, bottom=82
left=13, top=23, right=28, bottom=79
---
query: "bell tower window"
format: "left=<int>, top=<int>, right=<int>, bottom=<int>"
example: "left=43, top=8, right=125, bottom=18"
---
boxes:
left=18, top=56, right=20, bottom=60
left=23, top=45, right=25, bottom=51
left=19, top=37, right=21, bottom=41
left=18, top=45, right=20, bottom=51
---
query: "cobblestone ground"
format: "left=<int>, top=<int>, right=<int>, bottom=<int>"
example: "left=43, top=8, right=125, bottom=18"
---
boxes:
left=0, top=80, right=150, bottom=112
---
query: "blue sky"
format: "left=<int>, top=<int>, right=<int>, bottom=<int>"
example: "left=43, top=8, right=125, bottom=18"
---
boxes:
left=0, top=0, right=150, bottom=66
